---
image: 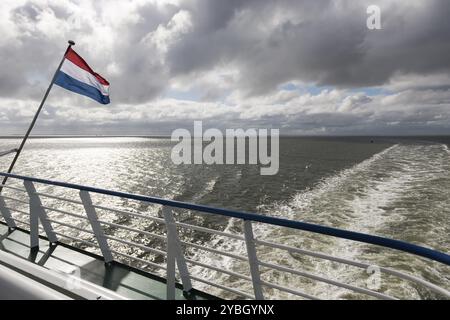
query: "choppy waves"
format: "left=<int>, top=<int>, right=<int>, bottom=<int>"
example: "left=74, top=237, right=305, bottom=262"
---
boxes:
left=191, top=143, right=450, bottom=299
left=1, top=138, right=449, bottom=299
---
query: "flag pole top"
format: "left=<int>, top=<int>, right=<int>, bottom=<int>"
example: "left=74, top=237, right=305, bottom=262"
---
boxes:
left=68, top=40, right=75, bottom=46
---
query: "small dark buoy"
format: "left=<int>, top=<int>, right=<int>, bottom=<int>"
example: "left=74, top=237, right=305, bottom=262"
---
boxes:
left=370, top=139, right=374, bottom=143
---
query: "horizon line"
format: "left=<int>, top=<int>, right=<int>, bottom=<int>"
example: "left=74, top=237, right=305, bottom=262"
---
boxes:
left=2, top=134, right=450, bottom=139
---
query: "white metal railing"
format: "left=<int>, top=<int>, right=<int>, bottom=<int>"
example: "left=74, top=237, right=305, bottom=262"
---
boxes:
left=0, top=172, right=449, bottom=300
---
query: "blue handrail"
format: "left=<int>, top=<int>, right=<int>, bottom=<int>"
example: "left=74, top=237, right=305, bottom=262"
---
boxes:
left=1, top=171, right=449, bottom=266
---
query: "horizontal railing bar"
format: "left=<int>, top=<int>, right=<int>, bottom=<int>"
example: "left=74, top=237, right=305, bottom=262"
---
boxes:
left=260, top=280, right=319, bottom=300
left=103, top=234, right=167, bottom=256
left=0, top=195, right=28, bottom=204
left=377, top=266, right=450, bottom=298
left=190, top=275, right=254, bottom=299
left=258, top=261, right=396, bottom=300
left=10, top=219, right=54, bottom=242
left=35, top=192, right=84, bottom=205
left=256, top=239, right=450, bottom=298
left=5, top=207, right=29, bottom=216
left=257, top=239, right=372, bottom=268
left=185, top=258, right=252, bottom=282
left=53, top=231, right=100, bottom=248
left=45, top=218, right=95, bottom=235
left=11, top=217, right=31, bottom=226
left=40, top=205, right=89, bottom=220
left=0, top=184, right=27, bottom=193
left=93, top=204, right=166, bottom=224
left=181, top=241, right=247, bottom=262
left=110, top=249, right=167, bottom=271
left=175, top=221, right=245, bottom=241
left=1, top=172, right=448, bottom=266
left=97, top=219, right=166, bottom=241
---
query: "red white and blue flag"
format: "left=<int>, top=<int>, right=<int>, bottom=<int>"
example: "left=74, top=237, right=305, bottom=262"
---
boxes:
left=55, top=48, right=110, bottom=104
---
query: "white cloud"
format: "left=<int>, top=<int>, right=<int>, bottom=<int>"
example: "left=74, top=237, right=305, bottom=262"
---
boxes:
left=145, top=9, right=193, bottom=54
left=2, top=88, right=450, bottom=135
left=0, top=0, right=450, bottom=135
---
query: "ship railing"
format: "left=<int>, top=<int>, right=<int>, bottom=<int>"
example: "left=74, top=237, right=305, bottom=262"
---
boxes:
left=0, top=172, right=449, bottom=300
left=0, top=149, right=18, bottom=157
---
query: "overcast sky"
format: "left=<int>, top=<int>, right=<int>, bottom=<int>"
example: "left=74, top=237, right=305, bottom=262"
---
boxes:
left=1, top=0, right=450, bottom=135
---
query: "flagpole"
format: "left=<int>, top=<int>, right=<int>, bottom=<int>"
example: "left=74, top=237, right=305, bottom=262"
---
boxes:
left=0, top=40, right=75, bottom=194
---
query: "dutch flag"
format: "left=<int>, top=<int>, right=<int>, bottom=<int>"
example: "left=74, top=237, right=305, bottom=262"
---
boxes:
left=55, top=48, right=110, bottom=104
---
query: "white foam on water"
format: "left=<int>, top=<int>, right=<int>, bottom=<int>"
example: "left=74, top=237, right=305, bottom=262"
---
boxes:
left=190, top=143, right=450, bottom=299
left=190, top=176, right=219, bottom=202
left=442, top=143, right=450, bottom=155
left=188, top=145, right=400, bottom=298
left=276, top=143, right=449, bottom=299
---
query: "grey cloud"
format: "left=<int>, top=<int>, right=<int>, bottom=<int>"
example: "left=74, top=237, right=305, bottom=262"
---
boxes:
left=164, top=0, right=450, bottom=95
left=1, top=0, right=450, bottom=135
left=3, top=0, right=450, bottom=101
left=0, top=1, right=175, bottom=103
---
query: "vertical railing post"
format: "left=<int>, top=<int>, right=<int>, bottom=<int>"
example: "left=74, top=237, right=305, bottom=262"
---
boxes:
left=79, top=190, right=113, bottom=263
left=163, top=206, right=192, bottom=299
left=24, top=181, right=58, bottom=248
left=0, top=196, right=17, bottom=229
left=166, top=228, right=176, bottom=300
left=243, top=220, right=264, bottom=300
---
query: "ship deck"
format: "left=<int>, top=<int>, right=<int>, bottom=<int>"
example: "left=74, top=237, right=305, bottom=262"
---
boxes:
left=0, top=222, right=216, bottom=300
